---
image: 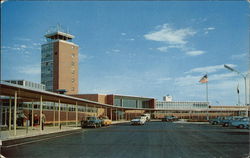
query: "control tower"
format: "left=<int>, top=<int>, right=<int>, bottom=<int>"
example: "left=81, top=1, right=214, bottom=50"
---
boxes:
left=41, top=25, right=79, bottom=94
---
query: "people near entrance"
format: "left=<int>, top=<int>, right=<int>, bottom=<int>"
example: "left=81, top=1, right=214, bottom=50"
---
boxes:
left=41, top=112, right=46, bottom=130
left=34, top=113, right=39, bottom=126
left=17, top=112, right=27, bottom=126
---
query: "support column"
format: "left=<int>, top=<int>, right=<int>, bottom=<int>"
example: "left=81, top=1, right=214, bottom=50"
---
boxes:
left=105, top=107, right=108, bottom=117
left=110, top=108, right=113, bottom=121
left=53, top=102, right=55, bottom=127
left=4, top=107, right=7, bottom=126
left=31, top=101, right=34, bottom=129
left=9, top=97, right=12, bottom=131
left=66, top=104, right=69, bottom=126
left=116, top=108, right=118, bottom=121
left=40, top=95, right=43, bottom=132
left=58, top=99, right=61, bottom=129
left=125, top=111, right=127, bottom=120
left=75, top=102, right=78, bottom=127
left=14, top=91, right=17, bottom=136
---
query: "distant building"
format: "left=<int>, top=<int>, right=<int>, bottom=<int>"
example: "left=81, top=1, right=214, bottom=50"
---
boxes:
left=163, top=95, right=172, bottom=102
left=71, top=94, right=156, bottom=109
left=3, top=80, right=45, bottom=90
left=41, top=26, right=79, bottom=94
left=156, top=101, right=209, bottom=110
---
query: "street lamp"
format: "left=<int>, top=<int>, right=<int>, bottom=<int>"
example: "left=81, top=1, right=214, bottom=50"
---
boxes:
left=224, top=64, right=249, bottom=117
left=224, top=64, right=248, bottom=106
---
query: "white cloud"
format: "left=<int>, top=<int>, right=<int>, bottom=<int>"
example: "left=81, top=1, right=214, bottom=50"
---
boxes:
left=209, top=73, right=237, bottom=81
left=155, top=77, right=172, bottom=84
left=20, top=45, right=27, bottom=49
left=207, top=27, right=215, bottom=30
left=186, top=50, right=205, bottom=56
left=112, top=49, right=121, bottom=53
left=121, top=33, right=126, bottom=36
left=186, top=64, right=237, bottom=74
left=204, top=27, right=216, bottom=34
left=144, top=24, right=196, bottom=45
left=32, top=42, right=41, bottom=46
left=231, top=53, right=248, bottom=60
left=17, top=65, right=40, bottom=75
left=78, top=52, right=90, bottom=63
left=129, top=38, right=135, bottom=41
left=157, top=47, right=169, bottom=52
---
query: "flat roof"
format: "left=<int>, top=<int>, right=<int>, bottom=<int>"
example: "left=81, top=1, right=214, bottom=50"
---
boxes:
left=0, top=81, right=155, bottom=111
left=45, top=31, right=74, bottom=39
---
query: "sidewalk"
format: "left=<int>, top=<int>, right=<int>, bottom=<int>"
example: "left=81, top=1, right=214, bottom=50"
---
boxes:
left=0, top=125, right=81, bottom=142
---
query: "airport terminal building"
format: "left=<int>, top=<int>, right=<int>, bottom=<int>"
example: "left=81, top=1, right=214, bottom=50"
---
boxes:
left=1, top=28, right=249, bottom=132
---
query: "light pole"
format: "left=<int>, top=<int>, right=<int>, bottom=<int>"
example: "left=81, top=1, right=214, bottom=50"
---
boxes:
left=224, top=64, right=249, bottom=116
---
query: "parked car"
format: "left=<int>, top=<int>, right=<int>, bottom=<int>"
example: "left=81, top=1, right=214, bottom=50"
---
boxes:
left=222, top=116, right=244, bottom=127
left=81, top=116, right=102, bottom=128
left=100, top=116, right=112, bottom=126
left=162, top=116, right=178, bottom=122
left=231, top=117, right=249, bottom=129
left=131, top=117, right=146, bottom=125
left=141, top=113, right=151, bottom=121
left=209, top=117, right=224, bottom=125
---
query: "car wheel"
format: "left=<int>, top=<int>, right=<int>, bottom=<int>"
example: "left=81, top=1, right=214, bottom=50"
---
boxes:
left=238, top=124, right=244, bottom=129
left=213, top=121, right=218, bottom=125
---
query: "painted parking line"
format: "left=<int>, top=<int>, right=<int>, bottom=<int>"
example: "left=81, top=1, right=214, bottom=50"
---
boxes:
left=3, top=131, right=83, bottom=148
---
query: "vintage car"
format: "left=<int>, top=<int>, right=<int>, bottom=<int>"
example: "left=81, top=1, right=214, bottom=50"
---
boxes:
left=81, top=116, right=102, bottom=128
left=131, top=116, right=146, bottom=125
left=162, top=116, right=178, bottom=122
left=209, top=117, right=224, bottom=125
left=100, top=116, right=112, bottom=126
left=231, top=117, right=249, bottom=129
left=221, top=116, right=244, bottom=127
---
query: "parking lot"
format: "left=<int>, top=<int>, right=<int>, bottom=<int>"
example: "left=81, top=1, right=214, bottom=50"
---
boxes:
left=2, top=121, right=250, bottom=158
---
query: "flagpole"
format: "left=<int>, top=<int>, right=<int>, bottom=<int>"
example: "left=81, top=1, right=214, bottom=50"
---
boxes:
left=199, top=74, right=209, bottom=120
left=205, top=74, right=209, bottom=121
left=237, top=84, right=240, bottom=106
left=206, top=81, right=208, bottom=102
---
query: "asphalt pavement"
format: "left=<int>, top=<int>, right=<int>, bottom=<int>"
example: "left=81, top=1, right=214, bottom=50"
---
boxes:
left=1, top=121, right=250, bottom=158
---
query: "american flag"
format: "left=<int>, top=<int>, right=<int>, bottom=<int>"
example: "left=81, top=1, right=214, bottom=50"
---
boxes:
left=237, top=84, right=239, bottom=94
left=199, top=74, right=208, bottom=83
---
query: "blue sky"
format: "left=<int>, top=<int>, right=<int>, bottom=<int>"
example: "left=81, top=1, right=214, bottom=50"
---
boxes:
left=1, top=1, right=250, bottom=105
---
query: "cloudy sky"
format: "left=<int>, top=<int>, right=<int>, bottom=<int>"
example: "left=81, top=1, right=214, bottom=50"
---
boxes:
left=1, top=1, right=249, bottom=105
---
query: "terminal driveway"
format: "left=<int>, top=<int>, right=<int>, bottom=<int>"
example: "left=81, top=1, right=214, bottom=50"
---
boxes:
left=2, top=121, right=250, bottom=158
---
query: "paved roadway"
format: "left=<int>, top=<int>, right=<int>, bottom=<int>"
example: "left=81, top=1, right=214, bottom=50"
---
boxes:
left=2, top=121, right=250, bottom=158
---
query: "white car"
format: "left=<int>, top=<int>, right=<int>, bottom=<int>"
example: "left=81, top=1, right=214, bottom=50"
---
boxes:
left=131, top=117, right=146, bottom=125
left=141, top=113, right=151, bottom=121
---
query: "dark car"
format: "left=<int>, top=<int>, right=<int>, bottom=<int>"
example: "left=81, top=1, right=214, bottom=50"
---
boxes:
left=162, top=116, right=178, bottom=122
left=81, top=116, right=102, bottom=128
left=209, top=117, right=224, bottom=125
left=221, top=116, right=244, bottom=127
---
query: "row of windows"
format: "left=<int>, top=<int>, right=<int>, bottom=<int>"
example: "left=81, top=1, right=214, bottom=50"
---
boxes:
left=156, top=102, right=208, bottom=109
left=19, top=102, right=98, bottom=113
left=114, top=97, right=151, bottom=108
left=24, top=81, right=45, bottom=90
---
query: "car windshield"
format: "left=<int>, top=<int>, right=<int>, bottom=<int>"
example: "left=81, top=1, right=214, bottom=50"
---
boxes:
left=87, top=117, right=96, bottom=120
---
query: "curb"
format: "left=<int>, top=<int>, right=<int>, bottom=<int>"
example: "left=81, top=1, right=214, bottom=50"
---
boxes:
left=1, top=128, right=82, bottom=147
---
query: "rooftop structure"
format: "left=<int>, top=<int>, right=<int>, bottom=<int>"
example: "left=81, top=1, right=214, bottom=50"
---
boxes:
left=3, top=80, right=45, bottom=91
